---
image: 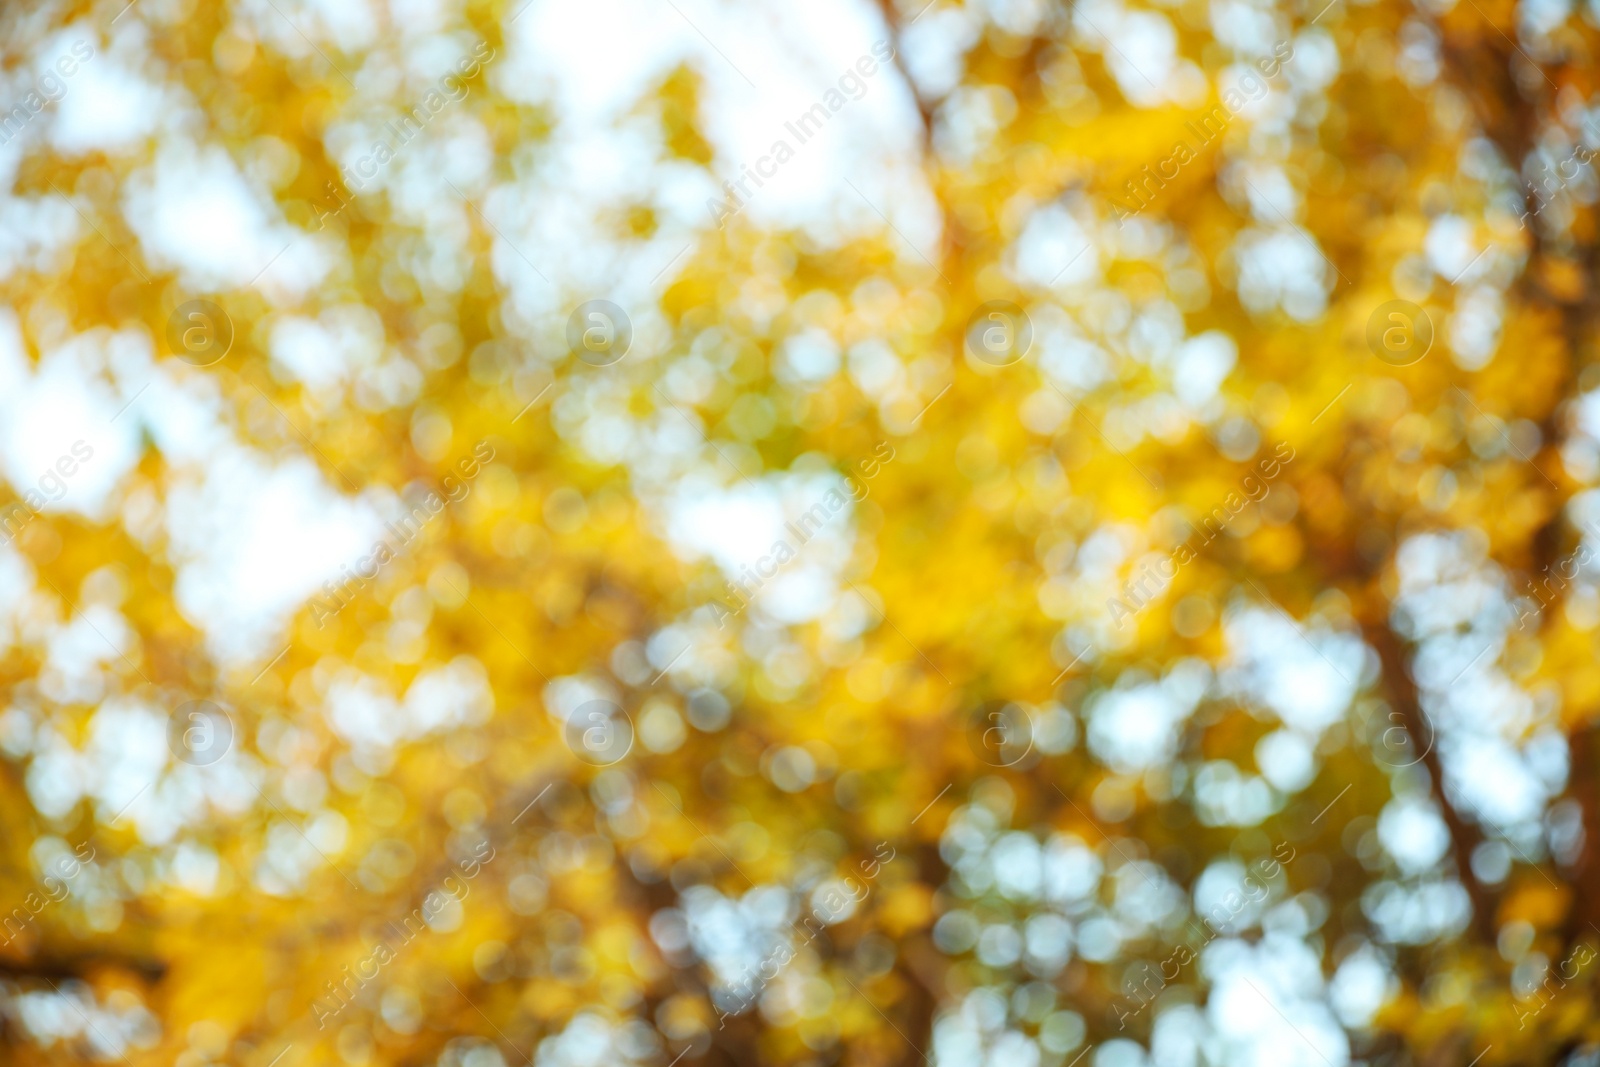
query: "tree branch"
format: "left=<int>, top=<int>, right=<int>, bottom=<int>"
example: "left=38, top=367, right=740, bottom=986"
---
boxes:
left=0, top=951, right=167, bottom=984
left=874, top=0, right=936, bottom=154
left=1362, top=621, right=1496, bottom=943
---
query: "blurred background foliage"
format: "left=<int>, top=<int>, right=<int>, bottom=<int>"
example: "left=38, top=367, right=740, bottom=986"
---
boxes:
left=2, top=0, right=1600, bottom=1064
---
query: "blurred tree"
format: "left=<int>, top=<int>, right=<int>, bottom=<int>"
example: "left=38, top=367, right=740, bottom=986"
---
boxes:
left=4, top=0, right=1600, bottom=1065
